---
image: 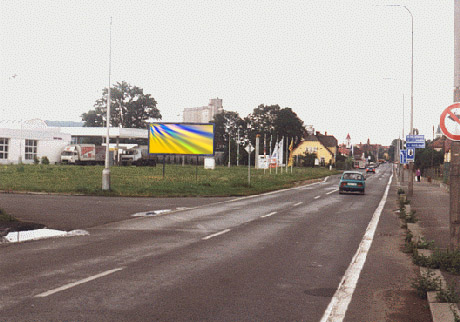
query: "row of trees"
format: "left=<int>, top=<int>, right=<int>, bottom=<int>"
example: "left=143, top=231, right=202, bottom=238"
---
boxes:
left=81, top=82, right=307, bottom=164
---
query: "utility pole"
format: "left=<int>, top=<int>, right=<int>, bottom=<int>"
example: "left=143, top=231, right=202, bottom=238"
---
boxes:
left=450, top=0, right=460, bottom=250
left=406, top=5, right=414, bottom=197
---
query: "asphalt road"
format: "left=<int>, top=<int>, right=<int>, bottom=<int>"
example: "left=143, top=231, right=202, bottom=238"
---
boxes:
left=0, top=165, right=396, bottom=321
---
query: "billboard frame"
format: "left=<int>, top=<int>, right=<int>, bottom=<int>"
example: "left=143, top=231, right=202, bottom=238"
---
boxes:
left=148, top=122, right=215, bottom=156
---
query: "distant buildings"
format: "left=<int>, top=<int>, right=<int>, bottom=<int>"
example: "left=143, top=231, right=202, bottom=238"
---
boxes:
left=291, top=127, right=338, bottom=166
left=183, top=98, right=223, bottom=123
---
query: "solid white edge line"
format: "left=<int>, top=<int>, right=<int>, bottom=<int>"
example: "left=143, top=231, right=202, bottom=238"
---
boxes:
left=202, top=229, right=231, bottom=240
left=261, top=211, right=277, bottom=218
left=319, top=172, right=393, bottom=322
left=35, top=267, right=125, bottom=298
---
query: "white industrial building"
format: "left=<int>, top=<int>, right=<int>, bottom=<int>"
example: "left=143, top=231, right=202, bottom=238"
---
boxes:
left=183, top=98, right=223, bottom=123
left=0, top=119, right=149, bottom=165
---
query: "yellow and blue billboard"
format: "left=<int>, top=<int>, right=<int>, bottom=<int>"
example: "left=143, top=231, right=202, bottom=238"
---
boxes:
left=149, top=123, right=214, bottom=155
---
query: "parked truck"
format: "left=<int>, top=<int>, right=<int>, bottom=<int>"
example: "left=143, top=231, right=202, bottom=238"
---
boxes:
left=120, top=147, right=156, bottom=166
left=61, top=144, right=107, bottom=165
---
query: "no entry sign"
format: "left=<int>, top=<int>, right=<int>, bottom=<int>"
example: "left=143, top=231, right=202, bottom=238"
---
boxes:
left=440, top=102, right=460, bottom=141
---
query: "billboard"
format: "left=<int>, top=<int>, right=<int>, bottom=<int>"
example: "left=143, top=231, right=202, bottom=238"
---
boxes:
left=149, top=123, right=214, bottom=155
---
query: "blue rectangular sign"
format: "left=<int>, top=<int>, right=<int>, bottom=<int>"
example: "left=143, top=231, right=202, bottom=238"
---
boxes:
left=400, top=150, right=407, bottom=164
left=406, top=135, right=425, bottom=148
left=406, top=148, right=415, bottom=162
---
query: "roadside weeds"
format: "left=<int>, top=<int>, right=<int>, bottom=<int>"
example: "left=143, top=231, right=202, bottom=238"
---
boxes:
left=398, top=188, right=460, bottom=321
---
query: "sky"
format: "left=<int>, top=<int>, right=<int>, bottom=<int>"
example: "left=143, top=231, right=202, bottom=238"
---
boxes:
left=0, top=0, right=454, bottom=146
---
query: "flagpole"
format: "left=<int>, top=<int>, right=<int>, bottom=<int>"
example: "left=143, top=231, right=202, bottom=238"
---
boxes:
left=263, top=133, right=266, bottom=174
left=276, top=135, right=278, bottom=174
left=285, top=136, right=288, bottom=173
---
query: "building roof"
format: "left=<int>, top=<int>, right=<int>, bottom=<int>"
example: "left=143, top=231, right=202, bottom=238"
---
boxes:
left=316, top=133, right=338, bottom=148
left=60, top=127, right=148, bottom=139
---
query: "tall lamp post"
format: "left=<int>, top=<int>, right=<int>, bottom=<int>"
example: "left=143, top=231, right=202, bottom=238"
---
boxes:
left=382, top=4, right=414, bottom=195
left=102, top=17, right=112, bottom=191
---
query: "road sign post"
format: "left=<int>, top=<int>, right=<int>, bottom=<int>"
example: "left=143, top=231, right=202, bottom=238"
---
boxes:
left=440, top=102, right=460, bottom=249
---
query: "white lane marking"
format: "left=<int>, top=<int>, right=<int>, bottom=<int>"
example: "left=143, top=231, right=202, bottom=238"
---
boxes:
left=314, top=195, right=321, bottom=199
left=261, top=211, right=277, bottom=218
left=326, top=189, right=339, bottom=195
left=320, top=173, right=393, bottom=322
left=293, top=202, right=303, bottom=206
left=35, top=267, right=125, bottom=298
left=228, top=195, right=258, bottom=203
left=202, top=229, right=231, bottom=240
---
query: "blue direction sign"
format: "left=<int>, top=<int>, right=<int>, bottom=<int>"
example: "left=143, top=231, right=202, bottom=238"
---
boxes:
left=400, top=150, right=407, bottom=164
left=407, top=148, right=415, bottom=162
left=406, top=135, right=425, bottom=148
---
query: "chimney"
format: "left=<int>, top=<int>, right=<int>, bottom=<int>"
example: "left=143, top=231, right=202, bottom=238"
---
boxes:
left=316, top=131, right=320, bottom=136
left=325, top=131, right=327, bottom=136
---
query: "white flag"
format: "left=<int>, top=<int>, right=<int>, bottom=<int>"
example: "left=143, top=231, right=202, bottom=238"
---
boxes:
left=271, top=141, right=279, bottom=160
left=278, top=138, right=284, bottom=166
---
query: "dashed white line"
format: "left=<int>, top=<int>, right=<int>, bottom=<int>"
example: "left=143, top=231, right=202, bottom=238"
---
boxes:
left=202, top=229, right=231, bottom=240
left=326, top=189, right=339, bottom=195
left=314, top=195, right=321, bottom=199
left=293, top=202, right=303, bottom=206
left=261, top=211, right=277, bottom=218
left=35, top=267, right=125, bottom=298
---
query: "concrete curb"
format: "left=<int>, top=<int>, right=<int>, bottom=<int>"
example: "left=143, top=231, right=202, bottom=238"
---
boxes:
left=402, top=197, right=460, bottom=322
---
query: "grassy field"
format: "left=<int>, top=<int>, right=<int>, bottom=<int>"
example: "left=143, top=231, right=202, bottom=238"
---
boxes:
left=0, top=164, right=339, bottom=197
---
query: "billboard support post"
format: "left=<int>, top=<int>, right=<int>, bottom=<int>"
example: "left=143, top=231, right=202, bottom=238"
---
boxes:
left=196, top=156, right=199, bottom=181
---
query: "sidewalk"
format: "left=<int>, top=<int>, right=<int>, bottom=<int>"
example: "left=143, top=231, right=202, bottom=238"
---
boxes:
left=400, top=170, right=460, bottom=320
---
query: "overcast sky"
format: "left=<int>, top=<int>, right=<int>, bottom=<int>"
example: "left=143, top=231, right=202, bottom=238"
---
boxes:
left=0, top=0, right=454, bottom=146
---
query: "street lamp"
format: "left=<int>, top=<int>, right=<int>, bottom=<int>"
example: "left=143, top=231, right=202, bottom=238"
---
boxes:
left=382, top=4, right=414, bottom=195
left=102, top=17, right=112, bottom=191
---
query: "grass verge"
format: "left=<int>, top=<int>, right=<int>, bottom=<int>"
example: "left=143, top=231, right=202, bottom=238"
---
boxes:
left=0, top=164, right=339, bottom=197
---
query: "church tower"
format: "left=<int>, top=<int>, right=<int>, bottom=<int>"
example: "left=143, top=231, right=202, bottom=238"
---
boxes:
left=345, top=133, right=351, bottom=149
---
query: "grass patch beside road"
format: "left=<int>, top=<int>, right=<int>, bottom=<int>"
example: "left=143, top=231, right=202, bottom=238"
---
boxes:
left=0, top=164, right=338, bottom=197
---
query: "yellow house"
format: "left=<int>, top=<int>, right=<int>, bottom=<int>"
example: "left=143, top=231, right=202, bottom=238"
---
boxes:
left=291, top=131, right=337, bottom=166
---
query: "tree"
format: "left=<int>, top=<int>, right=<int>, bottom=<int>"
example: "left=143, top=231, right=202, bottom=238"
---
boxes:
left=212, top=111, right=244, bottom=165
left=246, top=104, right=305, bottom=154
left=82, top=81, right=161, bottom=128
left=389, top=139, right=400, bottom=161
left=274, top=107, right=305, bottom=142
left=414, top=145, right=444, bottom=173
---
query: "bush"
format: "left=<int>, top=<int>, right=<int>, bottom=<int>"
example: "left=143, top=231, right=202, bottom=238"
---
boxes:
left=33, top=156, right=40, bottom=165
left=41, top=156, right=50, bottom=165
left=437, top=284, right=460, bottom=303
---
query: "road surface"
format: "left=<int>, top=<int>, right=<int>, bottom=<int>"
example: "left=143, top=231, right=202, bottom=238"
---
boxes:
left=1, top=165, right=394, bottom=321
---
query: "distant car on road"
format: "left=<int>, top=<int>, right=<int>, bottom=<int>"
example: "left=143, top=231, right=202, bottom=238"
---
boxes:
left=366, top=166, right=375, bottom=174
left=339, top=171, right=366, bottom=195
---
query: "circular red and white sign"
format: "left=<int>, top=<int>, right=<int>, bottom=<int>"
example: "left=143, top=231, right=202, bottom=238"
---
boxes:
left=440, top=102, right=460, bottom=141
